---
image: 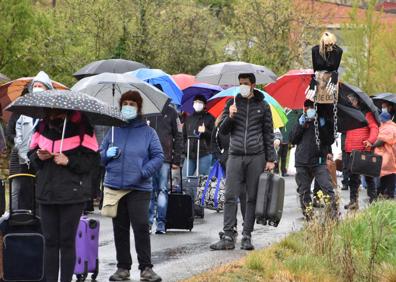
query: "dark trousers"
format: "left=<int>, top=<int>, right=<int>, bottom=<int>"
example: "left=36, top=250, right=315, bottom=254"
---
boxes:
left=40, top=203, right=84, bottom=282
left=223, top=154, right=266, bottom=237
left=112, top=190, right=152, bottom=271
left=378, top=174, right=395, bottom=199
left=345, top=153, right=377, bottom=202
left=295, top=165, right=336, bottom=210
left=341, top=150, right=350, bottom=186
left=277, top=143, right=289, bottom=175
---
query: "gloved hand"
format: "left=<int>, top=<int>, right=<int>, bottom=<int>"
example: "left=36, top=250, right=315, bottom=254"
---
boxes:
left=299, top=115, right=306, bottom=125
left=305, top=84, right=316, bottom=101
left=319, top=117, right=325, bottom=127
left=106, top=147, right=119, bottom=158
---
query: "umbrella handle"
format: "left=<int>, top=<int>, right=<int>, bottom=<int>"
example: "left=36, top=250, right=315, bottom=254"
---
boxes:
left=111, top=126, right=114, bottom=144
left=60, top=117, right=67, bottom=154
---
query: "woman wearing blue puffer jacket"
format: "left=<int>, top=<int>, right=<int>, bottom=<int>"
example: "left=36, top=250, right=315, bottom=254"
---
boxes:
left=100, top=90, right=164, bottom=282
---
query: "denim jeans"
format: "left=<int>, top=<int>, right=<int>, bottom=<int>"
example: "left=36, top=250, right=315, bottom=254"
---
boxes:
left=182, top=154, right=212, bottom=177
left=149, top=163, right=170, bottom=227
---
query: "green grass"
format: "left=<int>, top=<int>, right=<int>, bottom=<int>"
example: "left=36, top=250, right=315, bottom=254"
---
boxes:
left=186, top=201, right=396, bottom=282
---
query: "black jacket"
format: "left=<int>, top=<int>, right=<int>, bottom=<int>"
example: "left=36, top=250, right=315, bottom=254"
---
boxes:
left=183, top=110, right=215, bottom=160
left=219, top=90, right=276, bottom=161
left=211, top=125, right=230, bottom=171
left=146, top=106, right=183, bottom=165
left=29, top=120, right=100, bottom=205
left=290, top=117, right=334, bottom=167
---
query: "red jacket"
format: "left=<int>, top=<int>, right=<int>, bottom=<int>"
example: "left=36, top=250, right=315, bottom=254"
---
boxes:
left=345, top=112, right=379, bottom=153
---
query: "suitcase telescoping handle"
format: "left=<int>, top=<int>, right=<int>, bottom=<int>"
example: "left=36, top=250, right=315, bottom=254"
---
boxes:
left=186, top=135, right=200, bottom=177
left=169, top=164, right=183, bottom=194
left=8, top=173, right=36, bottom=217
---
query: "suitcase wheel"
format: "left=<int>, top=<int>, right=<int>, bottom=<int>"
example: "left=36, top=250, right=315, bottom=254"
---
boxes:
left=91, top=259, right=99, bottom=281
left=76, top=274, right=87, bottom=282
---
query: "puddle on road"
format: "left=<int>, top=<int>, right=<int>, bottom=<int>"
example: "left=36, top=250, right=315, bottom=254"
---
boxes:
left=151, top=242, right=209, bottom=264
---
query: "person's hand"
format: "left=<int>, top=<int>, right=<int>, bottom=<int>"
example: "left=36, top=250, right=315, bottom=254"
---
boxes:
left=53, top=153, right=69, bottom=166
left=326, top=80, right=337, bottom=95
left=265, top=162, right=275, bottom=171
left=319, top=117, right=325, bottom=127
left=305, top=85, right=316, bottom=101
left=229, top=103, right=237, bottom=118
left=274, top=139, right=281, bottom=150
left=37, top=149, right=52, bottom=161
left=298, top=115, right=306, bottom=125
left=363, top=140, right=372, bottom=148
left=198, top=123, right=206, bottom=133
left=327, top=153, right=333, bottom=160
left=106, top=147, right=119, bottom=158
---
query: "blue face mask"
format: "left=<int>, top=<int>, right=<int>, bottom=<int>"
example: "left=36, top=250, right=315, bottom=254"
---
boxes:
left=306, top=108, right=316, bottom=119
left=121, top=105, right=137, bottom=120
left=382, top=108, right=388, bottom=114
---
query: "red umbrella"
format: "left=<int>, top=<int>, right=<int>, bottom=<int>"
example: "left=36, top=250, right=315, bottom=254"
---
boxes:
left=172, top=74, right=198, bottom=90
left=264, top=69, right=313, bottom=110
left=207, top=97, right=232, bottom=118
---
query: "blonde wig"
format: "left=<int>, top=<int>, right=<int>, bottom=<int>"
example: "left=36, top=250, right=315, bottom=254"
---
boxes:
left=319, top=31, right=337, bottom=59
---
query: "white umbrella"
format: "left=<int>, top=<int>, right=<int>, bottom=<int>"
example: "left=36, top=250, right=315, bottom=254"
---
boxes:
left=196, top=61, right=277, bottom=86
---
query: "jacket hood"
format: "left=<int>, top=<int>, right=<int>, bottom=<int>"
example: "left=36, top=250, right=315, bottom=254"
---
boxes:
left=29, top=71, right=53, bottom=92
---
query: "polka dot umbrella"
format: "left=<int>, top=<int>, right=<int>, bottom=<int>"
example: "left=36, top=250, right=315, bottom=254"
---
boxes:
left=5, top=89, right=126, bottom=127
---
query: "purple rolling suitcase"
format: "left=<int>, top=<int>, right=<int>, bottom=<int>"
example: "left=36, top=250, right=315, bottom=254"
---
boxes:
left=74, top=216, right=100, bottom=281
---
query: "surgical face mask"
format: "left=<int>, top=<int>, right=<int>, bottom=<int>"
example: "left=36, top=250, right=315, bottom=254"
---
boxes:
left=382, top=107, right=388, bottom=114
left=193, top=102, right=204, bottom=112
left=121, top=105, right=137, bottom=120
left=32, top=87, right=46, bottom=93
left=240, top=85, right=251, bottom=97
left=306, top=108, right=316, bottom=119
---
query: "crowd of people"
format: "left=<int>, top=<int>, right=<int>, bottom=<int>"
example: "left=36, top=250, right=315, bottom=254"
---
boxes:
left=3, top=39, right=396, bottom=281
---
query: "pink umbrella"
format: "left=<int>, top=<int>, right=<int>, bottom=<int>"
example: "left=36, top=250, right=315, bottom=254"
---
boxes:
left=172, top=74, right=198, bottom=90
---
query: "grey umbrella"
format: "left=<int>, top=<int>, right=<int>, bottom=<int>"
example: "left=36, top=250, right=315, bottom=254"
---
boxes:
left=73, top=59, right=147, bottom=80
left=5, top=89, right=126, bottom=127
left=372, top=92, right=396, bottom=108
left=196, top=61, right=277, bottom=86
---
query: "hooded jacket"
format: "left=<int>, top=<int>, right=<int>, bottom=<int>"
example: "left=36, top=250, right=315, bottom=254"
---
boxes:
left=29, top=113, right=100, bottom=205
left=345, top=111, right=379, bottom=153
left=219, top=89, right=276, bottom=161
left=374, top=121, right=396, bottom=177
left=28, top=71, right=53, bottom=92
left=100, top=118, right=164, bottom=191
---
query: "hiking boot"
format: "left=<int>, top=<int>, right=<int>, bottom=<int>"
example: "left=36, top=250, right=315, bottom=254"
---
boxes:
left=241, top=234, right=254, bottom=250
left=341, top=184, right=348, bottom=191
left=109, top=268, right=130, bottom=281
left=210, top=233, right=235, bottom=250
left=155, top=222, right=166, bottom=235
left=344, top=201, right=359, bottom=210
left=140, top=267, right=162, bottom=282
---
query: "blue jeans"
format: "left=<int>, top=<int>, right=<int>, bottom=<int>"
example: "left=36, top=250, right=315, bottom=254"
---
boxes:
left=149, top=163, right=170, bottom=226
left=182, top=154, right=212, bottom=177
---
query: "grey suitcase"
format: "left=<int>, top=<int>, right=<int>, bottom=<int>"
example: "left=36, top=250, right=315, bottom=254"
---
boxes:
left=255, top=173, right=285, bottom=227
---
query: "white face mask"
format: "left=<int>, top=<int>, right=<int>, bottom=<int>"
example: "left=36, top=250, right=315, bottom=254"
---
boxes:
left=240, top=85, right=251, bottom=97
left=193, top=102, right=204, bottom=112
left=32, top=87, right=46, bottom=93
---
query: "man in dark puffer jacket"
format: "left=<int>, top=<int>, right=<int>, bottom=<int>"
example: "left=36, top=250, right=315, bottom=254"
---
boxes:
left=210, top=73, right=276, bottom=251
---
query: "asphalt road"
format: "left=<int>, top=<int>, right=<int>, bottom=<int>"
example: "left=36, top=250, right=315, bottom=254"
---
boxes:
left=87, top=176, right=368, bottom=282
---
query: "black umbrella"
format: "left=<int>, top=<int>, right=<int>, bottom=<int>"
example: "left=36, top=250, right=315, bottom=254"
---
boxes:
left=337, top=104, right=368, bottom=132
left=5, top=89, right=126, bottom=127
left=338, top=82, right=380, bottom=123
left=372, top=92, right=396, bottom=108
left=73, top=59, right=147, bottom=80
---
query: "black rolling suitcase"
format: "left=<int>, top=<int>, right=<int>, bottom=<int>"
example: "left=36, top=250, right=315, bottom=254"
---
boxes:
left=255, top=173, right=285, bottom=227
left=166, top=168, right=194, bottom=231
left=183, top=136, right=204, bottom=218
left=0, top=173, right=45, bottom=282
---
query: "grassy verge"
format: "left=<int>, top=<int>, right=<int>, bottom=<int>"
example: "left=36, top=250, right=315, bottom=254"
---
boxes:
left=185, top=201, right=396, bottom=282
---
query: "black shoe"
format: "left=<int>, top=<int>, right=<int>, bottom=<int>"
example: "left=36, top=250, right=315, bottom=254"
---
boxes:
left=140, top=267, right=162, bottom=282
left=341, top=184, right=348, bottom=191
left=344, top=201, right=359, bottom=210
left=109, top=268, right=130, bottom=281
left=241, top=234, right=254, bottom=250
left=281, top=173, right=289, bottom=177
left=210, top=233, right=235, bottom=250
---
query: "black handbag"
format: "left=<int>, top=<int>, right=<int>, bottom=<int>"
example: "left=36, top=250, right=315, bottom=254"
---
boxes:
left=350, top=150, right=382, bottom=177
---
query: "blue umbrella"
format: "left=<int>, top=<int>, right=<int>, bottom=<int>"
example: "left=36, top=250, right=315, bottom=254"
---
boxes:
left=181, top=83, right=223, bottom=114
left=127, top=68, right=183, bottom=105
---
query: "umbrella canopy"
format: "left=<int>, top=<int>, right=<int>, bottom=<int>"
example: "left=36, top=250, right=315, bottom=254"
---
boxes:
left=0, top=77, right=68, bottom=118
left=71, top=72, right=170, bottom=116
left=207, top=87, right=288, bottom=128
left=338, top=82, right=380, bottom=123
left=6, top=90, right=126, bottom=127
left=172, top=74, right=198, bottom=90
left=336, top=104, right=368, bottom=132
left=372, top=92, right=396, bottom=108
left=181, top=83, right=223, bottom=114
left=196, top=61, right=277, bottom=86
left=0, top=73, right=9, bottom=84
left=73, top=59, right=147, bottom=80
left=128, top=68, right=182, bottom=105
left=264, top=69, right=313, bottom=110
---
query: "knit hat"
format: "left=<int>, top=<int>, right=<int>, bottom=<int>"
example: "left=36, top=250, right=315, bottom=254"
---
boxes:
left=193, top=94, right=207, bottom=104
left=380, top=112, right=392, bottom=123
